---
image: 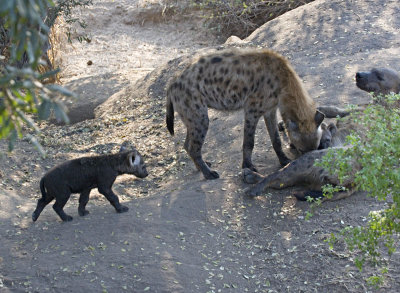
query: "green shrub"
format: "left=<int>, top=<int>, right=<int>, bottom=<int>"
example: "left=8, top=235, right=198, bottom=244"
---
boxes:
left=0, top=0, right=75, bottom=153
left=318, top=94, right=400, bottom=284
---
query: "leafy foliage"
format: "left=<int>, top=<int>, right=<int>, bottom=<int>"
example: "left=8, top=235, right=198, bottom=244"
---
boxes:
left=0, top=0, right=75, bottom=153
left=317, top=94, right=400, bottom=282
left=46, top=0, right=93, bottom=43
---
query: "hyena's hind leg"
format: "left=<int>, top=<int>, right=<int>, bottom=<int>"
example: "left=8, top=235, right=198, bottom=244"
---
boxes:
left=52, top=189, right=73, bottom=222
left=32, top=195, right=54, bottom=221
left=183, top=111, right=219, bottom=180
left=184, top=132, right=212, bottom=168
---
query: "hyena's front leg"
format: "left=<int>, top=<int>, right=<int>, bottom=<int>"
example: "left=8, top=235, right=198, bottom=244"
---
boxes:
left=98, top=184, right=129, bottom=213
left=242, top=112, right=261, bottom=171
left=245, top=167, right=295, bottom=197
left=78, top=188, right=91, bottom=216
left=264, top=110, right=291, bottom=166
left=317, top=105, right=351, bottom=118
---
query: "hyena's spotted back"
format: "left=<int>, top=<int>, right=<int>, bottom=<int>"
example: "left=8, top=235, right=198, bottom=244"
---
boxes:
left=166, top=48, right=324, bottom=179
left=168, top=50, right=285, bottom=113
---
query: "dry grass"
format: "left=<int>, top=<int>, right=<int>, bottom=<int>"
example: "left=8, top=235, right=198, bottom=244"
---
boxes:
left=195, top=0, right=315, bottom=39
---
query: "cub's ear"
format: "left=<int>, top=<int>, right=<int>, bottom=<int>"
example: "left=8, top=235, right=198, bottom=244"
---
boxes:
left=120, top=145, right=127, bottom=152
left=133, top=153, right=141, bottom=166
left=320, top=122, right=327, bottom=130
left=314, top=110, right=325, bottom=127
left=327, top=122, right=337, bottom=136
left=287, top=120, right=298, bottom=131
left=373, top=69, right=384, bottom=81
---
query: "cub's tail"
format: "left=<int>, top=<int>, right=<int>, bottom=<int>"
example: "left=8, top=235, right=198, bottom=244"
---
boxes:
left=166, top=95, right=175, bottom=136
left=40, top=177, right=47, bottom=198
left=32, top=178, right=48, bottom=222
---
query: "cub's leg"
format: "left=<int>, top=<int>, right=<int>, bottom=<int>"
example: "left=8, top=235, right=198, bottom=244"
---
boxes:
left=316, top=106, right=351, bottom=118
left=52, top=190, right=73, bottom=221
left=98, top=181, right=129, bottom=213
left=32, top=195, right=54, bottom=222
left=78, top=188, right=91, bottom=216
left=263, top=110, right=291, bottom=166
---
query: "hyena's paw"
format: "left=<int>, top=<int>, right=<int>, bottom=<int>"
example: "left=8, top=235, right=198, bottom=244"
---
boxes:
left=204, top=170, right=220, bottom=180
left=245, top=185, right=264, bottom=197
left=242, top=162, right=258, bottom=173
left=62, top=215, right=73, bottom=222
left=116, top=205, right=129, bottom=213
left=242, top=168, right=263, bottom=184
left=32, top=212, right=39, bottom=222
left=78, top=209, right=90, bottom=217
left=279, top=157, right=291, bottom=166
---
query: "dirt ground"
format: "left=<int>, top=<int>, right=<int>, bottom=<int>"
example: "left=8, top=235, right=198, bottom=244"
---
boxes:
left=1, top=0, right=400, bottom=292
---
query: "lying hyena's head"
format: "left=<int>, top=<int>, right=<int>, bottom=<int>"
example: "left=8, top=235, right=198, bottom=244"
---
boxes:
left=356, top=68, right=400, bottom=95
left=119, top=144, right=148, bottom=178
left=286, top=110, right=325, bottom=154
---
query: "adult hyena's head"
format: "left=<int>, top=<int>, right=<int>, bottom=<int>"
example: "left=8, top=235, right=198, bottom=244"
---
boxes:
left=286, top=110, right=325, bottom=154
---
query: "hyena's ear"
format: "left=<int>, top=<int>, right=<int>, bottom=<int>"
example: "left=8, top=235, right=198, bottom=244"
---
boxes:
left=120, top=145, right=127, bottom=152
left=314, top=110, right=325, bottom=127
left=320, top=122, right=328, bottom=130
left=127, top=152, right=140, bottom=167
left=327, top=122, right=337, bottom=136
left=372, top=68, right=384, bottom=81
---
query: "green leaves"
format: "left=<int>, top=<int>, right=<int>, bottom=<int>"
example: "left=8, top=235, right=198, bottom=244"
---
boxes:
left=317, top=94, right=400, bottom=284
left=1, top=0, right=76, bottom=152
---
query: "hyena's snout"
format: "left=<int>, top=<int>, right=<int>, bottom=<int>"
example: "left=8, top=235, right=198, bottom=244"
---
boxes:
left=137, top=167, right=148, bottom=178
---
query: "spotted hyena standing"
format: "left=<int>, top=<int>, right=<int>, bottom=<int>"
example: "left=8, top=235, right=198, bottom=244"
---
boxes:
left=166, top=48, right=325, bottom=179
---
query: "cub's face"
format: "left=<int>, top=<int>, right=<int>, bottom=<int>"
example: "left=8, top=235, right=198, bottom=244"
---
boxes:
left=126, top=152, right=148, bottom=178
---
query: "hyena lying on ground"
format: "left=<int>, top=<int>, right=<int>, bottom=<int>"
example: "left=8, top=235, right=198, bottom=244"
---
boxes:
left=166, top=48, right=325, bottom=179
left=356, top=68, right=400, bottom=95
left=243, top=120, right=356, bottom=201
left=32, top=143, right=148, bottom=222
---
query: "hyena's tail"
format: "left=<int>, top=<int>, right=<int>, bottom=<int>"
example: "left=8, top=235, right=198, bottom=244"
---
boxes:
left=166, top=95, right=175, bottom=136
left=39, top=177, right=46, bottom=198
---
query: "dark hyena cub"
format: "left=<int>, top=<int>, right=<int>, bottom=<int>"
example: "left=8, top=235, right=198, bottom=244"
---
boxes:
left=166, top=48, right=324, bottom=179
left=32, top=144, right=148, bottom=222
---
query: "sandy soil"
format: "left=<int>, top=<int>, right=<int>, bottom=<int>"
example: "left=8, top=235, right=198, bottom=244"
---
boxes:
left=1, top=0, right=400, bottom=292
